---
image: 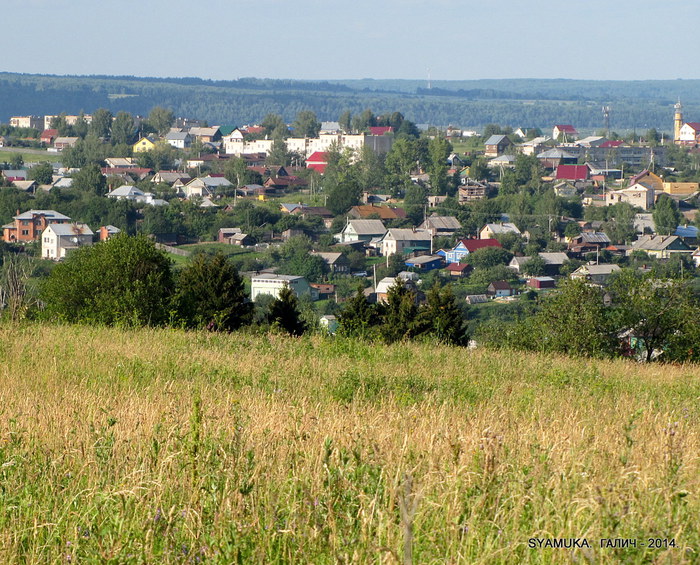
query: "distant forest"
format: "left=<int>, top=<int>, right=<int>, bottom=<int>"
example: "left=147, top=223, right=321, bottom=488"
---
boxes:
left=2, top=72, right=700, bottom=133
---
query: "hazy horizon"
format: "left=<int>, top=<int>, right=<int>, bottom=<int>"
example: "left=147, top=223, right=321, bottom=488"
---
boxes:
left=5, top=0, right=700, bottom=83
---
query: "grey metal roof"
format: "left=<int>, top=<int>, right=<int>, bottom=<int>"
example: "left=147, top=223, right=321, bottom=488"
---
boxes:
left=632, top=235, right=686, bottom=251
left=46, top=223, right=93, bottom=236
left=423, top=215, right=461, bottom=230
left=14, top=209, right=71, bottom=221
left=484, top=134, right=508, bottom=145
left=346, top=219, right=387, bottom=235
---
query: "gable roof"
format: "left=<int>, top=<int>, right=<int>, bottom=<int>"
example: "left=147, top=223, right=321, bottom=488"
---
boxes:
left=556, top=164, right=589, bottom=180
left=683, top=122, right=700, bottom=132
left=345, top=219, right=387, bottom=235
left=632, top=234, right=691, bottom=251
left=350, top=205, right=406, bottom=219
left=46, top=222, right=93, bottom=237
left=457, top=238, right=502, bottom=252
left=14, top=209, right=70, bottom=221
left=484, top=134, right=509, bottom=145
left=554, top=125, right=577, bottom=133
left=369, top=126, right=393, bottom=135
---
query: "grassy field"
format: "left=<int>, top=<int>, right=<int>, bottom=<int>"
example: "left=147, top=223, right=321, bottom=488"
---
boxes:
left=0, top=149, right=53, bottom=164
left=0, top=323, right=698, bottom=563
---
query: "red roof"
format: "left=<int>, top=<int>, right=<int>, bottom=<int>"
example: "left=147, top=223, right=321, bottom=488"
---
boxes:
left=458, top=238, right=502, bottom=252
left=41, top=129, right=58, bottom=139
left=307, top=164, right=327, bottom=174
left=306, top=151, right=328, bottom=163
left=685, top=122, right=700, bottom=132
left=600, top=140, right=623, bottom=148
left=555, top=164, right=589, bottom=181
left=369, top=126, right=393, bottom=136
left=446, top=262, right=470, bottom=272
left=554, top=125, right=577, bottom=133
left=242, top=125, right=264, bottom=135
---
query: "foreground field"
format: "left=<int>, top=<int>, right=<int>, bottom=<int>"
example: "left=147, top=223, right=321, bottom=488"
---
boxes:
left=0, top=324, right=698, bottom=564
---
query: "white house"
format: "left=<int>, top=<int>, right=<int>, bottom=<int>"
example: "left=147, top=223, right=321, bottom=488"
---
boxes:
left=336, top=219, right=387, bottom=243
left=164, top=131, right=192, bottom=149
left=379, top=228, right=432, bottom=256
left=250, top=274, right=315, bottom=301
left=41, top=223, right=94, bottom=260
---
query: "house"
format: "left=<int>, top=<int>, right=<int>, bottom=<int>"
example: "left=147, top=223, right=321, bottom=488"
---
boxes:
left=225, top=232, right=254, bottom=246
left=53, top=137, right=79, bottom=151
left=629, top=169, right=664, bottom=192
left=218, top=227, right=242, bottom=242
left=674, top=224, right=699, bottom=244
left=152, top=171, right=192, bottom=185
left=222, top=128, right=246, bottom=154
left=164, top=131, right=192, bottom=149
left=404, top=255, right=443, bottom=271
left=527, top=276, right=556, bottom=289
left=188, top=126, right=221, bottom=143
left=445, top=262, right=471, bottom=278
left=484, top=135, right=512, bottom=158
left=379, top=228, right=431, bottom=256
left=306, top=151, right=329, bottom=174
left=181, top=176, right=232, bottom=198
left=458, top=179, right=489, bottom=202
left=104, top=157, right=137, bottom=169
left=553, top=125, right=578, bottom=141
left=12, top=180, right=38, bottom=193
left=480, top=222, right=521, bottom=240
left=40, top=129, right=58, bottom=145
left=555, top=164, right=589, bottom=182
left=465, top=294, right=489, bottom=304
left=678, top=122, right=700, bottom=145
left=374, top=276, right=419, bottom=304
left=310, top=283, right=336, bottom=299
left=554, top=181, right=578, bottom=198
left=250, top=274, right=315, bottom=300
left=488, top=154, right=517, bottom=169
left=487, top=281, right=513, bottom=297
left=310, top=252, right=350, bottom=273
left=605, top=184, right=655, bottom=210
left=336, top=219, right=387, bottom=244
left=369, top=126, right=393, bottom=136
left=98, top=225, right=121, bottom=241
left=568, top=232, right=611, bottom=255
left=348, top=205, right=406, bottom=220
left=132, top=136, right=157, bottom=153
left=509, top=252, right=569, bottom=275
left=445, top=238, right=502, bottom=264
left=662, top=181, right=699, bottom=196
left=107, top=185, right=145, bottom=201
left=570, top=264, right=620, bottom=285
left=536, top=148, right=578, bottom=169
left=41, top=223, right=94, bottom=260
left=419, top=215, right=461, bottom=237
left=319, top=314, right=339, bottom=333
left=630, top=235, right=692, bottom=259
left=2, top=209, right=71, bottom=243
left=2, top=170, right=27, bottom=182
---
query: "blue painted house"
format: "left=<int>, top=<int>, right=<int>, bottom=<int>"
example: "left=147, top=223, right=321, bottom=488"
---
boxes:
left=445, top=238, right=502, bottom=264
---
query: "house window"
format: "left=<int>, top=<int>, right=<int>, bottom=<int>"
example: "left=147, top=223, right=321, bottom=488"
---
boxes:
left=22, top=220, right=29, bottom=226
left=21, top=230, right=29, bottom=236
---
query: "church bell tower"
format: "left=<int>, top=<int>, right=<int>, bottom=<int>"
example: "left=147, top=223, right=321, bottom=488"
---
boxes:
left=674, top=100, right=683, bottom=143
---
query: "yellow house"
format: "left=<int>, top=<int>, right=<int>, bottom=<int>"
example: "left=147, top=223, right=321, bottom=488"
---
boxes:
left=663, top=182, right=699, bottom=196
left=132, top=136, right=157, bottom=153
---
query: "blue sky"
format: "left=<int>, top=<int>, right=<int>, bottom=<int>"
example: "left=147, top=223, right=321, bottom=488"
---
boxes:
left=5, top=0, right=700, bottom=81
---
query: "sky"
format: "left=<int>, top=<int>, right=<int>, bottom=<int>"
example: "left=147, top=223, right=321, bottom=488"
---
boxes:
left=5, top=0, right=700, bottom=82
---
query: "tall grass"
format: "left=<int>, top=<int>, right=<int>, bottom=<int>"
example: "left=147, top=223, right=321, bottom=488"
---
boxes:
left=0, top=323, right=698, bottom=563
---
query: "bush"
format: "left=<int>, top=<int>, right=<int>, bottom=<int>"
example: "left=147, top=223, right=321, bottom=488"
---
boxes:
left=40, top=234, right=174, bottom=326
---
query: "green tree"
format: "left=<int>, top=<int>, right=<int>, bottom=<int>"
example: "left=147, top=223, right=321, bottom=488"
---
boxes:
left=72, top=163, right=107, bottom=196
left=266, top=136, right=290, bottom=166
left=268, top=285, right=306, bottom=336
left=40, top=234, right=174, bottom=326
left=324, top=147, right=362, bottom=215
left=292, top=110, right=321, bottom=138
left=652, top=194, right=681, bottom=236
left=73, top=112, right=89, bottom=138
left=28, top=162, right=54, bottom=185
left=89, top=108, right=113, bottom=139
left=174, top=252, right=252, bottom=331
left=521, top=254, right=547, bottom=276
left=111, top=111, right=135, bottom=145
left=533, top=278, right=618, bottom=358
left=419, top=285, right=467, bottom=345
left=427, top=136, right=452, bottom=195
left=378, top=279, right=427, bottom=343
left=9, top=154, right=23, bottom=170
left=337, top=286, right=380, bottom=338
left=147, top=106, right=175, bottom=136
left=608, top=270, right=695, bottom=362
left=338, top=110, right=352, bottom=133
left=261, top=113, right=288, bottom=138
left=467, top=247, right=513, bottom=269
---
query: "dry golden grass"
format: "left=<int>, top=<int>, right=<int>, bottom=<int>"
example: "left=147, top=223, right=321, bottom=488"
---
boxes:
left=0, top=323, right=698, bottom=563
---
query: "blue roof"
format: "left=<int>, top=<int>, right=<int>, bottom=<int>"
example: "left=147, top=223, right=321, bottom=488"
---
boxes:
left=674, top=225, right=698, bottom=238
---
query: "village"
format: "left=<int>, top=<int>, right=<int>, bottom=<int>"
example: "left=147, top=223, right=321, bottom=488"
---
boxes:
left=2, top=104, right=700, bottom=351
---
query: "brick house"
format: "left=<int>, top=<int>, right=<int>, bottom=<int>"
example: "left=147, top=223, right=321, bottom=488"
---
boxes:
left=2, top=209, right=71, bottom=243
